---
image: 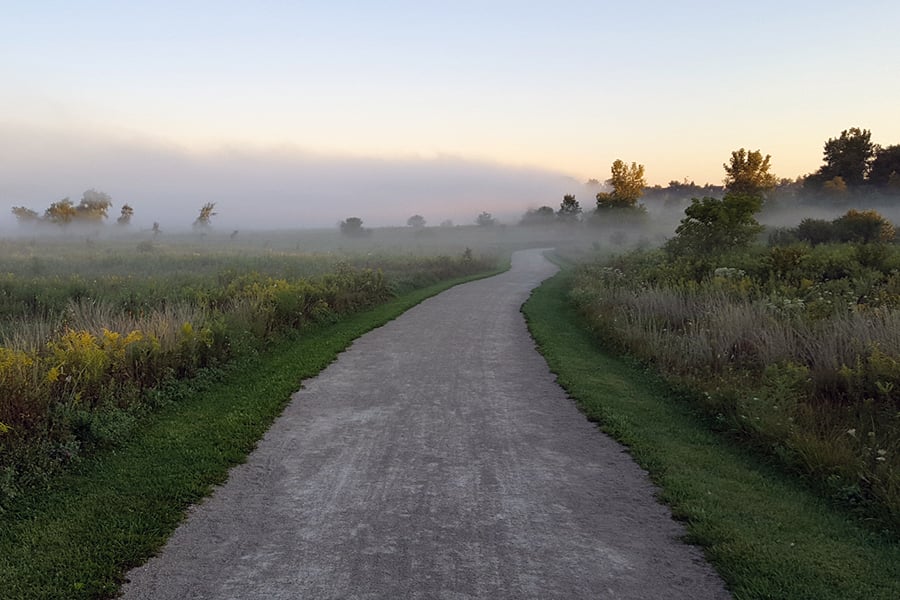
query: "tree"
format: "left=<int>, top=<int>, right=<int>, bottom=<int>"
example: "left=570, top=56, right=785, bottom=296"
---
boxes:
left=406, top=214, right=426, bottom=228
left=520, top=206, right=555, bottom=226
left=75, top=189, right=112, bottom=222
left=117, top=204, right=134, bottom=226
left=806, top=127, right=875, bottom=189
left=11, top=206, right=40, bottom=224
left=339, top=216, right=366, bottom=236
left=822, top=176, right=848, bottom=198
left=557, top=194, right=582, bottom=223
left=193, top=202, right=217, bottom=229
left=44, top=198, right=77, bottom=225
left=833, top=209, right=895, bottom=243
left=596, top=159, right=645, bottom=210
left=869, top=145, right=900, bottom=187
left=476, top=211, right=496, bottom=226
left=723, top=149, right=776, bottom=197
left=665, top=194, right=763, bottom=256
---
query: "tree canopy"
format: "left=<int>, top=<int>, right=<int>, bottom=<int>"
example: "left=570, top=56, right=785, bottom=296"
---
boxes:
left=723, top=149, right=776, bottom=198
left=666, top=194, right=763, bottom=256
left=596, top=159, right=645, bottom=211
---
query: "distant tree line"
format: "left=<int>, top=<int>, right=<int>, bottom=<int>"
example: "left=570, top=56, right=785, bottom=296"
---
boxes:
left=11, top=192, right=220, bottom=232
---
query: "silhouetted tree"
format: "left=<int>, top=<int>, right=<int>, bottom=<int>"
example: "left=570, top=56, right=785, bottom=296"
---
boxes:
left=557, top=194, right=582, bottom=223
left=869, top=145, right=900, bottom=188
left=407, top=214, right=426, bottom=228
left=520, top=206, right=555, bottom=226
left=805, top=127, right=876, bottom=190
left=117, top=203, right=134, bottom=226
left=340, top=216, right=367, bottom=236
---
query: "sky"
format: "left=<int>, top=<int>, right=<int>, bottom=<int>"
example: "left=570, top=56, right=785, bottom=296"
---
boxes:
left=2, top=1, right=899, bottom=229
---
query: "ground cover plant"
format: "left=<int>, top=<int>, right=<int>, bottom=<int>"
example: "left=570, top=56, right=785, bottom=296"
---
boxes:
left=567, top=209, right=900, bottom=532
left=524, top=269, right=900, bottom=599
left=0, top=232, right=498, bottom=509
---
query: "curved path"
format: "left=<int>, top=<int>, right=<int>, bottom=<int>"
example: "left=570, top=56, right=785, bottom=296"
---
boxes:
left=121, top=249, right=729, bottom=599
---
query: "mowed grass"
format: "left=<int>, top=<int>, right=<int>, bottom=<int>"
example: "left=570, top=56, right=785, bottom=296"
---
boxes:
left=523, top=269, right=900, bottom=600
left=0, top=268, right=503, bottom=600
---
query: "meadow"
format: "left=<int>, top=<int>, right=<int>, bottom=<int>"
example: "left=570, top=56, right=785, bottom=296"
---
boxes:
left=567, top=221, right=900, bottom=532
left=0, top=227, right=504, bottom=508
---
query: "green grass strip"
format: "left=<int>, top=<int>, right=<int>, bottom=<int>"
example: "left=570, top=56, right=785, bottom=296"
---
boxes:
left=523, top=270, right=900, bottom=600
left=0, top=268, right=504, bottom=600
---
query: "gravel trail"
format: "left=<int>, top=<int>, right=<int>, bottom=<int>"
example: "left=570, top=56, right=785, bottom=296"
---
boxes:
left=120, top=248, right=730, bottom=599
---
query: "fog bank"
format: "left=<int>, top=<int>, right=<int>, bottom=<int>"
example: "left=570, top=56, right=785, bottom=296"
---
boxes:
left=0, top=126, right=580, bottom=231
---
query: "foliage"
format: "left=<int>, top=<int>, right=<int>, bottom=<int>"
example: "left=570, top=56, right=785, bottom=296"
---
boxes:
left=117, top=203, right=134, bottom=226
left=806, top=127, right=876, bottom=189
left=76, top=189, right=112, bottom=221
left=339, top=216, right=367, bottom=236
left=0, top=267, right=504, bottom=599
left=791, top=210, right=895, bottom=245
left=44, top=198, right=77, bottom=225
left=665, top=194, right=763, bottom=257
left=11, top=206, right=39, bottom=224
left=406, top=214, right=426, bottom=228
left=869, top=145, right=900, bottom=188
left=193, top=202, right=217, bottom=229
left=520, top=206, right=555, bottom=226
left=475, top=211, right=496, bottom=226
left=0, top=240, right=497, bottom=507
left=526, top=272, right=900, bottom=600
left=569, top=221, right=900, bottom=530
left=596, top=159, right=645, bottom=210
left=723, top=148, right=776, bottom=197
left=557, top=194, right=582, bottom=223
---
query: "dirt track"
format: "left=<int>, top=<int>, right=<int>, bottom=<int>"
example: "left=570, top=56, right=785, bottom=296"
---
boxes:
left=121, top=248, right=730, bottom=599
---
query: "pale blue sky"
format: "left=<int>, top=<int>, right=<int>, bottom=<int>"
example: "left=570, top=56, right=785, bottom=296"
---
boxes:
left=2, top=1, right=898, bottom=226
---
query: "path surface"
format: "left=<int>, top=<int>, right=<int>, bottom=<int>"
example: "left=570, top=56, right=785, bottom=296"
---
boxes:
left=121, top=249, right=730, bottom=599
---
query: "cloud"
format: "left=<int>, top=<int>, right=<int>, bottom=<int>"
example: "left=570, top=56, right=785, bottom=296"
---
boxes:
left=0, top=125, right=581, bottom=230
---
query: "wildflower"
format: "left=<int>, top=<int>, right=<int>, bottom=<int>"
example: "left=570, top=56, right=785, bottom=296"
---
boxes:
left=847, top=428, right=857, bottom=436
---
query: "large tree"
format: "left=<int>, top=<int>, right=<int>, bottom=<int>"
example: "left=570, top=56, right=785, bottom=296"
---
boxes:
left=806, top=127, right=876, bottom=189
left=869, top=145, right=900, bottom=188
left=596, top=159, right=645, bottom=210
left=75, top=189, right=112, bottom=222
left=44, top=198, right=77, bottom=225
left=723, top=149, right=776, bottom=197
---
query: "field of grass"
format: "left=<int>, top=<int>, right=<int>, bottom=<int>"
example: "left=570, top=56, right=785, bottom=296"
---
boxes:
left=524, top=267, right=900, bottom=599
left=0, top=251, right=506, bottom=599
left=0, top=230, right=506, bottom=511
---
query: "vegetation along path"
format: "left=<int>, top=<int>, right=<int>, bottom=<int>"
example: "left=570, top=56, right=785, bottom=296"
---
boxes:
left=121, top=249, right=729, bottom=599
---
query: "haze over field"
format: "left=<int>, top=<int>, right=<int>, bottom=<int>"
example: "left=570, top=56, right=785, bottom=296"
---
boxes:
left=2, top=1, right=899, bottom=229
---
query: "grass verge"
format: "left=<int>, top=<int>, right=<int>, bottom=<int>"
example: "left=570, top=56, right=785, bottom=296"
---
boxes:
left=523, top=269, right=900, bottom=600
left=0, top=267, right=504, bottom=600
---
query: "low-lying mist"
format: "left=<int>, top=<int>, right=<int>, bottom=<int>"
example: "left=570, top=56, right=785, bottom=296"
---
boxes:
left=0, top=127, right=582, bottom=232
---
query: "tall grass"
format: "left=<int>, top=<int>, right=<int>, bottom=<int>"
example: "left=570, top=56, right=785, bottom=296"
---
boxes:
left=571, top=246, right=900, bottom=530
left=0, top=238, right=497, bottom=508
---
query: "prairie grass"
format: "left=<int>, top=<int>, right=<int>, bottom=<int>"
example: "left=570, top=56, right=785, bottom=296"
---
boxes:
left=0, top=234, right=498, bottom=508
left=524, top=270, right=900, bottom=599
left=570, top=244, right=900, bottom=530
